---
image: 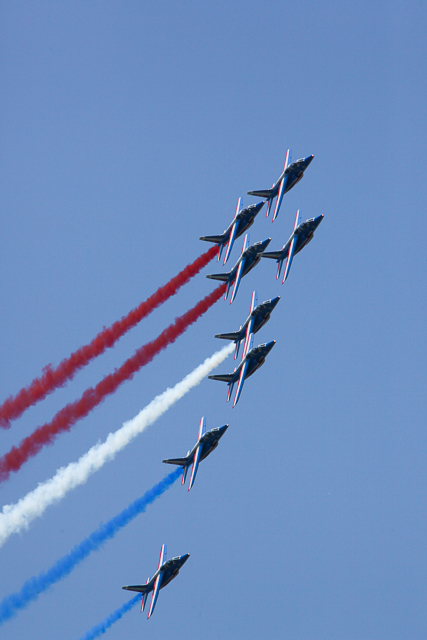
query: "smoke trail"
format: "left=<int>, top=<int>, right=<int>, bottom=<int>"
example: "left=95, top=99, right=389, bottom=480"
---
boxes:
left=0, top=246, right=218, bottom=429
left=0, top=284, right=226, bottom=484
left=78, top=595, right=141, bottom=640
left=0, top=342, right=234, bottom=546
left=0, top=469, right=180, bottom=626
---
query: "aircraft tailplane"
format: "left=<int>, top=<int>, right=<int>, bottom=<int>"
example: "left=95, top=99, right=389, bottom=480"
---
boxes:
left=199, top=234, right=225, bottom=244
left=206, top=272, right=230, bottom=282
left=247, top=189, right=273, bottom=198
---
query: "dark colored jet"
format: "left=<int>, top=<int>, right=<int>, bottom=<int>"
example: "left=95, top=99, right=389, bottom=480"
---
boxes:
left=209, top=337, right=276, bottom=407
left=162, top=417, right=228, bottom=491
left=215, top=291, right=280, bottom=360
left=206, top=234, right=271, bottom=304
left=262, top=210, right=324, bottom=283
left=248, top=149, right=314, bottom=222
left=122, top=544, right=190, bottom=619
left=200, top=198, right=265, bottom=265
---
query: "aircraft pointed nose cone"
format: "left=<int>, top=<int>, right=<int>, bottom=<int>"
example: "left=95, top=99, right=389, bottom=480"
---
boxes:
left=272, top=295, right=281, bottom=306
left=305, top=154, right=314, bottom=166
left=261, top=237, right=272, bottom=250
left=314, top=214, right=324, bottom=226
left=266, top=340, right=276, bottom=351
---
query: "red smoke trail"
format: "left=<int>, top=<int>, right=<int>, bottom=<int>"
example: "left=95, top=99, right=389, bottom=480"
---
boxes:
left=0, top=284, right=226, bottom=484
left=0, top=246, right=218, bottom=429
left=0, top=283, right=225, bottom=483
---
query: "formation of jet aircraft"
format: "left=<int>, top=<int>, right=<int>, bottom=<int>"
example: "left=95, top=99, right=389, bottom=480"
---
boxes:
left=247, top=149, right=314, bottom=222
left=123, top=544, right=190, bottom=619
left=200, top=198, right=265, bottom=265
left=163, top=417, right=229, bottom=491
left=206, top=234, right=271, bottom=303
left=262, top=210, right=324, bottom=283
left=120, top=148, right=322, bottom=620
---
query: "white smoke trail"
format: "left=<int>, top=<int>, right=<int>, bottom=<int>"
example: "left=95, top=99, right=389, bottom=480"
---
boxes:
left=0, top=343, right=233, bottom=547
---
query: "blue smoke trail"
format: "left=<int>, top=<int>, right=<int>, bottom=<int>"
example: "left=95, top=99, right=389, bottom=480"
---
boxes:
left=0, top=467, right=181, bottom=626
left=78, top=594, right=141, bottom=639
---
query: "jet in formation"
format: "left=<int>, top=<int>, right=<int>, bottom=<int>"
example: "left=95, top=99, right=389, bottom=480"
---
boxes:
left=206, top=234, right=271, bottom=304
left=262, top=210, right=324, bottom=283
left=247, top=149, right=314, bottom=222
left=209, top=335, right=276, bottom=407
left=122, top=544, right=190, bottom=619
left=162, top=417, right=229, bottom=490
left=215, top=290, right=280, bottom=360
left=200, top=198, right=265, bottom=265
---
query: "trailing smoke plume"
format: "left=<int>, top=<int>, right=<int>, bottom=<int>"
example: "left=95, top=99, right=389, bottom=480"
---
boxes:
left=0, top=342, right=234, bottom=547
left=0, top=246, right=218, bottom=429
left=0, top=470, right=180, bottom=625
left=78, top=595, right=141, bottom=639
left=0, top=284, right=225, bottom=484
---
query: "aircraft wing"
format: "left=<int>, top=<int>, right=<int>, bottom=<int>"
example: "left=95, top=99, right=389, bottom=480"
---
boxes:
left=282, top=210, right=300, bottom=283
left=223, top=197, right=241, bottom=265
left=232, top=359, right=249, bottom=408
left=241, top=291, right=257, bottom=359
left=188, top=441, right=202, bottom=491
left=147, top=573, right=161, bottom=619
left=272, top=149, right=291, bottom=222
left=229, top=258, right=245, bottom=304
left=147, top=544, right=166, bottom=619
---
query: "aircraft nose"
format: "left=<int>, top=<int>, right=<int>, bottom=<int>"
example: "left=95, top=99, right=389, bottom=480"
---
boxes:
left=305, top=154, right=314, bottom=166
left=266, top=340, right=276, bottom=351
left=261, top=238, right=272, bottom=249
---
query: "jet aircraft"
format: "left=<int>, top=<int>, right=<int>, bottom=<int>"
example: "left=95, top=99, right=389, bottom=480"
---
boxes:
left=122, top=544, right=190, bottom=619
left=247, top=149, right=314, bottom=222
left=200, top=198, right=265, bottom=265
left=262, top=210, right=324, bottom=283
left=209, top=336, right=276, bottom=407
left=215, top=290, right=280, bottom=360
left=206, top=234, right=271, bottom=304
left=162, top=417, right=229, bottom=490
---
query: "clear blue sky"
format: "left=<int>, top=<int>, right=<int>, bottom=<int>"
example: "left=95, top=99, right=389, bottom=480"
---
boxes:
left=0, top=1, right=426, bottom=638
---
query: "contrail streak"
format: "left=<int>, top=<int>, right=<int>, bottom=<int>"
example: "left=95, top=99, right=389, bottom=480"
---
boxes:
left=0, top=342, right=234, bottom=546
left=0, top=246, right=218, bottom=429
left=0, top=469, right=180, bottom=625
left=78, top=595, right=141, bottom=640
left=0, top=284, right=226, bottom=484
